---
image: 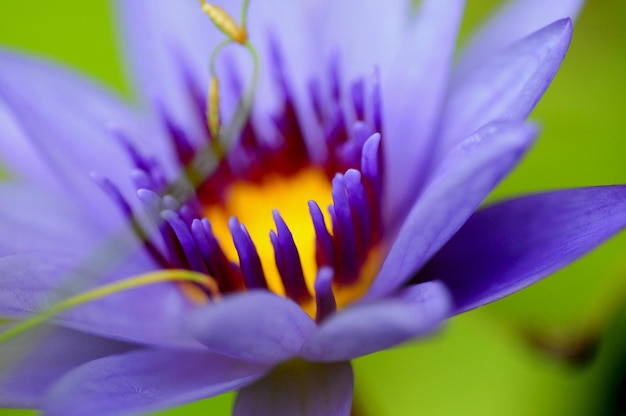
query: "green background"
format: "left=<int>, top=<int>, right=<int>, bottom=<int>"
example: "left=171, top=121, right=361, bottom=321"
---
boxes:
left=1, top=0, right=625, bottom=414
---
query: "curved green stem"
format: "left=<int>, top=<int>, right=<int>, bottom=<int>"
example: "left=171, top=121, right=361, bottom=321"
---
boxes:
left=241, top=0, right=251, bottom=29
left=222, top=40, right=260, bottom=149
left=209, top=39, right=235, bottom=78
left=0, top=269, right=216, bottom=344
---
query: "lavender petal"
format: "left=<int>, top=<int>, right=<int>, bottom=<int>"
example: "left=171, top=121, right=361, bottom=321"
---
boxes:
left=43, top=349, right=269, bottom=416
left=368, top=122, right=537, bottom=299
left=187, top=291, right=316, bottom=365
left=233, top=360, right=353, bottom=416
left=302, top=282, right=451, bottom=362
left=418, top=186, right=626, bottom=314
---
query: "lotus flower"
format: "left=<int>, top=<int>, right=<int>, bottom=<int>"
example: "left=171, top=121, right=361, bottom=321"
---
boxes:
left=1, top=0, right=625, bottom=415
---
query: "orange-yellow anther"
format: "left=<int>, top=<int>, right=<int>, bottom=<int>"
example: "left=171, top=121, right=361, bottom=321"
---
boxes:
left=180, top=272, right=221, bottom=304
left=201, top=2, right=248, bottom=44
left=208, top=76, right=221, bottom=140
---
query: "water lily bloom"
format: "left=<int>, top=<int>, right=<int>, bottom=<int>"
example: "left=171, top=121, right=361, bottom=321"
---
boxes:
left=1, top=0, right=625, bottom=415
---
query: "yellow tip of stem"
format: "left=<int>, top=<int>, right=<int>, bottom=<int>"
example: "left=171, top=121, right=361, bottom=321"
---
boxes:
left=201, top=3, right=248, bottom=44
left=208, top=76, right=221, bottom=140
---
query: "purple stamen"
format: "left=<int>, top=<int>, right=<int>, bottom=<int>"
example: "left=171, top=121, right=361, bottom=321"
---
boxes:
left=314, top=267, right=337, bottom=323
left=179, top=60, right=211, bottom=140
left=131, top=169, right=157, bottom=192
left=325, top=103, right=348, bottom=148
left=178, top=201, right=200, bottom=226
left=229, top=217, right=268, bottom=290
left=162, top=210, right=209, bottom=274
left=328, top=53, right=341, bottom=101
left=271, top=210, right=311, bottom=303
left=160, top=109, right=197, bottom=166
left=361, top=133, right=383, bottom=203
left=91, top=172, right=133, bottom=218
left=268, top=33, right=291, bottom=97
left=192, top=219, right=243, bottom=293
left=191, top=219, right=215, bottom=272
left=110, top=127, right=154, bottom=175
left=93, top=173, right=168, bottom=267
left=162, top=195, right=180, bottom=212
left=308, top=200, right=335, bottom=269
left=331, top=174, right=359, bottom=284
left=351, top=79, right=366, bottom=121
left=308, top=78, right=325, bottom=123
left=136, top=188, right=163, bottom=217
left=160, top=210, right=191, bottom=268
left=352, top=121, right=374, bottom=148
left=344, top=169, right=371, bottom=257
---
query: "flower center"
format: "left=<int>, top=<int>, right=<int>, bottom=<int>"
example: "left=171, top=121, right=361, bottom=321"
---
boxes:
left=204, top=168, right=333, bottom=296
left=96, top=1, right=388, bottom=323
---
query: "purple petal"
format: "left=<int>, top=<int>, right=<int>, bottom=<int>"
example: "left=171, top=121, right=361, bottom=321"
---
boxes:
left=43, top=349, right=269, bottom=416
left=301, top=282, right=451, bottom=362
left=233, top=361, right=353, bottom=416
left=117, top=0, right=466, bottom=176
left=439, top=19, right=572, bottom=154
left=383, top=0, right=465, bottom=225
left=457, top=0, right=584, bottom=73
left=0, top=183, right=102, bottom=256
left=242, top=0, right=413, bottom=110
left=367, top=122, right=537, bottom=299
left=0, top=49, right=165, bottom=216
left=0, top=252, right=86, bottom=318
left=117, top=0, right=320, bottom=145
left=0, top=99, right=63, bottom=191
left=312, top=0, right=413, bottom=78
left=246, top=1, right=342, bottom=156
left=187, top=291, right=316, bottom=365
left=0, top=250, right=202, bottom=349
left=116, top=0, right=211, bottom=139
left=271, top=0, right=464, bottom=198
left=0, top=325, right=134, bottom=408
left=417, top=186, right=626, bottom=314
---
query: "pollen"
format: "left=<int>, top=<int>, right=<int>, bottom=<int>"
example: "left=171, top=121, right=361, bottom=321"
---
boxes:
left=205, top=168, right=333, bottom=296
left=208, top=76, right=221, bottom=140
left=200, top=2, right=248, bottom=44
